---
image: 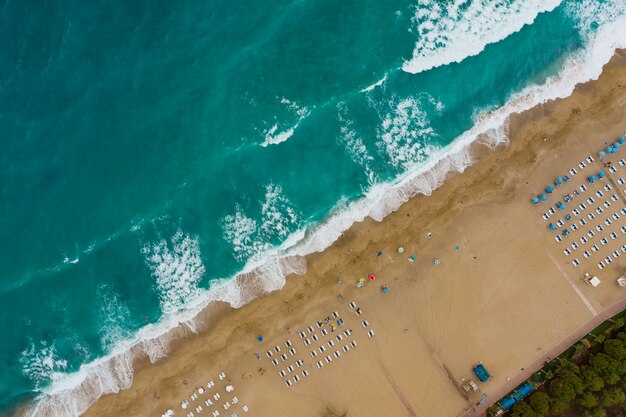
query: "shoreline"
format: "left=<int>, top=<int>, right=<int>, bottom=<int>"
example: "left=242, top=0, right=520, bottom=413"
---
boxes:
left=16, top=49, right=626, bottom=417
left=71, top=49, right=626, bottom=417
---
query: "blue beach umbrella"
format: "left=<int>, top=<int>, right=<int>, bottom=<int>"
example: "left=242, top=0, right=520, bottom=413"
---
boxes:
left=257, top=335, right=264, bottom=342
left=598, top=170, right=605, bottom=178
left=545, top=185, right=554, bottom=194
left=559, top=203, right=567, bottom=210
left=614, top=142, right=621, bottom=149
left=606, top=146, right=614, bottom=153
left=532, top=197, right=539, bottom=205
left=599, top=151, right=606, bottom=158
left=620, top=137, right=625, bottom=144
left=589, top=175, right=596, bottom=183
left=549, top=223, right=557, bottom=231
left=540, top=194, right=548, bottom=201
left=556, top=177, right=563, bottom=185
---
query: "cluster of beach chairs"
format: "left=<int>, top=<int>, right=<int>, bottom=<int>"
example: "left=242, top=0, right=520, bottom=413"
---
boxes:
left=265, top=302, right=376, bottom=388
left=535, top=144, right=626, bottom=272
left=162, top=372, right=248, bottom=417
left=265, top=339, right=309, bottom=387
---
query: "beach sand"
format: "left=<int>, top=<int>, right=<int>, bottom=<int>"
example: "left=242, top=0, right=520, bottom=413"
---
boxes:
left=54, top=51, right=626, bottom=417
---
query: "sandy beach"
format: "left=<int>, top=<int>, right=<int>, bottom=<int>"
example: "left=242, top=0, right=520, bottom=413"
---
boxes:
left=37, top=51, right=626, bottom=417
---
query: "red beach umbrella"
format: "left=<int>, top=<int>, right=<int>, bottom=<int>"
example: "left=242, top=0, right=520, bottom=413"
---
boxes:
left=368, top=274, right=376, bottom=281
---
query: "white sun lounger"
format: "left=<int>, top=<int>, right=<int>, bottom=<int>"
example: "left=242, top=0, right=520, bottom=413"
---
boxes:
left=298, top=331, right=306, bottom=338
left=343, top=344, right=350, bottom=352
left=333, top=350, right=341, bottom=358
left=289, top=348, right=296, bottom=355
left=285, top=339, right=292, bottom=347
left=324, top=355, right=332, bottom=363
left=571, top=259, right=580, bottom=267
left=287, top=365, right=294, bottom=372
left=327, top=340, right=334, bottom=347
left=280, top=353, right=287, bottom=361
left=278, top=370, right=286, bottom=378
left=361, top=320, right=369, bottom=327
left=332, top=311, right=339, bottom=319
left=302, top=370, right=309, bottom=377
left=285, top=380, right=292, bottom=388
left=336, top=334, right=343, bottom=341
left=350, top=340, right=357, bottom=348
left=205, top=399, right=213, bottom=407
left=293, top=374, right=300, bottom=382
left=321, top=329, right=328, bottom=336
left=271, top=358, right=279, bottom=366
left=316, top=360, right=323, bottom=368
left=348, top=301, right=357, bottom=309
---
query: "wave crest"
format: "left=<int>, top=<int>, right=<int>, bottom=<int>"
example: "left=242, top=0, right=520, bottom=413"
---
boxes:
left=402, top=0, right=562, bottom=74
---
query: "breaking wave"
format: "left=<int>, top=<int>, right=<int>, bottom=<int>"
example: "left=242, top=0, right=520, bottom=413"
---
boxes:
left=402, top=0, right=562, bottom=74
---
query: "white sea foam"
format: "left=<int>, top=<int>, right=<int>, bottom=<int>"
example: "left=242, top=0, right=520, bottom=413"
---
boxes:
left=260, top=98, right=310, bottom=147
left=402, top=0, right=563, bottom=74
left=360, top=74, right=388, bottom=93
left=336, top=102, right=376, bottom=183
left=21, top=3, right=626, bottom=416
left=222, top=184, right=301, bottom=262
left=97, top=286, right=132, bottom=351
left=20, top=341, right=68, bottom=391
left=377, top=96, right=438, bottom=169
left=141, top=229, right=205, bottom=314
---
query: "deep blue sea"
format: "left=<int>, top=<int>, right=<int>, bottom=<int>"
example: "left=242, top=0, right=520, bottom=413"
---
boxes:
left=1, top=0, right=625, bottom=415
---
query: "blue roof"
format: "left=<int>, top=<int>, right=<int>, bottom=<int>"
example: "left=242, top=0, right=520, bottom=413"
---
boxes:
left=473, top=364, right=491, bottom=382
left=500, top=396, right=517, bottom=410
left=515, top=382, right=534, bottom=399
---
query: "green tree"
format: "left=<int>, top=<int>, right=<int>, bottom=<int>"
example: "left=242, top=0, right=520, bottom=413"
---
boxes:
left=605, top=339, right=626, bottom=361
left=558, top=358, right=580, bottom=375
left=601, top=387, right=626, bottom=407
left=578, top=391, right=598, bottom=409
left=591, top=408, right=607, bottom=417
left=612, top=317, right=625, bottom=330
left=529, top=392, right=551, bottom=416
left=511, top=401, right=537, bottom=417
left=580, top=366, right=605, bottom=392
left=550, top=377, right=576, bottom=402
left=549, top=399, right=568, bottom=415
left=590, top=353, right=621, bottom=385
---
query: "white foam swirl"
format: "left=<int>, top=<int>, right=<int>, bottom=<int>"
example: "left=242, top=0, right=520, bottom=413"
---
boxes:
left=141, top=230, right=205, bottom=314
left=402, top=0, right=562, bottom=74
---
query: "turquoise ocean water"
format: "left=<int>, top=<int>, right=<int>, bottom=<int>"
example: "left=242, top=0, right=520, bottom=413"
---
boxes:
left=1, top=0, right=625, bottom=415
